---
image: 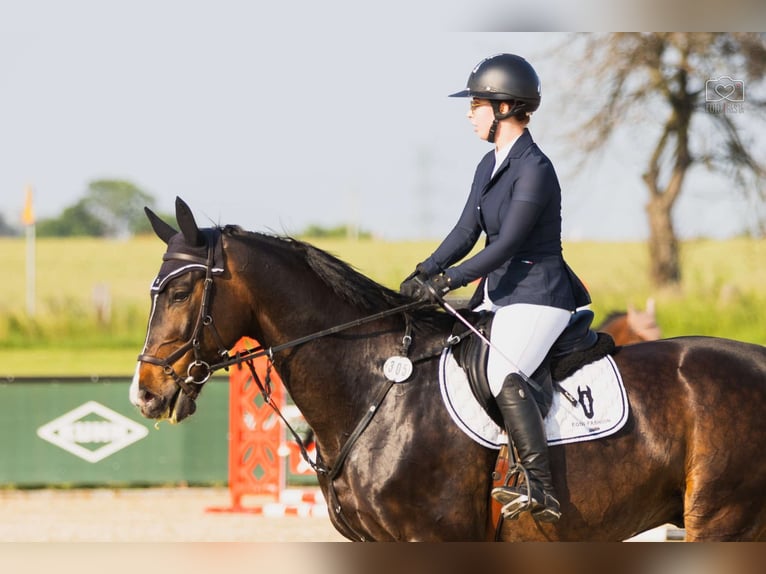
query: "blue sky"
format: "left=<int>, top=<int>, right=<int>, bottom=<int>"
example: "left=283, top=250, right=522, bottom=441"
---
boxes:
left=1, top=3, right=762, bottom=241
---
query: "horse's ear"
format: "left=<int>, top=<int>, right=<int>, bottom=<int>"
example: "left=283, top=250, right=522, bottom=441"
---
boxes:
left=175, top=197, right=206, bottom=247
left=144, top=206, right=177, bottom=244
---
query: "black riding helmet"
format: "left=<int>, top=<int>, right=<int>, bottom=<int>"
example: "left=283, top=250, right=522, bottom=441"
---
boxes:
left=450, top=53, right=541, bottom=143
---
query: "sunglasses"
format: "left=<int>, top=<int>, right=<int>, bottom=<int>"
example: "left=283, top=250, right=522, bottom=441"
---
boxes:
left=470, top=99, right=491, bottom=111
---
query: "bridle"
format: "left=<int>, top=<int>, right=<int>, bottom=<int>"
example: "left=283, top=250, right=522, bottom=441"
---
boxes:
left=137, top=243, right=230, bottom=401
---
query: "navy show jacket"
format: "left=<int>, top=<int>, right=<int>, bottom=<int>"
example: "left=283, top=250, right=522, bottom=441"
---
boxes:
left=421, top=128, right=590, bottom=311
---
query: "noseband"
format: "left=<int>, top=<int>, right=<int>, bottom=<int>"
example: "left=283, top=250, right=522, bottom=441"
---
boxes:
left=137, top=243, right=230, bottom=400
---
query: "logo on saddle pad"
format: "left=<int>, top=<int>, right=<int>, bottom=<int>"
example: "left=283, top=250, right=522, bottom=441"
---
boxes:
left=439, top=350, right=628, bottom=449
left=577, top=385, right=595, bottom=419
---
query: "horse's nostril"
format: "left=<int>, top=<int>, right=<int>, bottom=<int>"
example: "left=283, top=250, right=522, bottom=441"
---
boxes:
left=138, top=387, right=156, bottom=404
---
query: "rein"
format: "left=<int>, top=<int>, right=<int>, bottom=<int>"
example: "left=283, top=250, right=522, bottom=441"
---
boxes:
left=140, top=240, right=427, bottom=375
left=139, top=241, right=426, bottom=392
left=211, top=299, right=427, bottom=372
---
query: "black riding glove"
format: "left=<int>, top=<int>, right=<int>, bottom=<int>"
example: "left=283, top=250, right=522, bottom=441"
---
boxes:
left=401, top=273, right=452, bottom=302
left=399, top=264, right=429, bottom=298
left=424, top=274, right=452, bottom=301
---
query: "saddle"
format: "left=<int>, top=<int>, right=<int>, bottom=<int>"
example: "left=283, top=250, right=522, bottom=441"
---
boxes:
left=451, top=308, right=615, bottom=428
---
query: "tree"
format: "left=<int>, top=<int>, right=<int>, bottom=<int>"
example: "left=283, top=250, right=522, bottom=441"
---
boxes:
left=565, top=33, right=766, bottom=287
left=37, top=202, right=106, bottom=237
left=37, top=179, right=158, bottom=238
left=82, top=180, right=156, bottom=238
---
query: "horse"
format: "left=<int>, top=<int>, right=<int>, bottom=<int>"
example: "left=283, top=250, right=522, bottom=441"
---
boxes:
left=596, top=299, right=662, bottom=345
left=130, top=197, right=766, bottom=541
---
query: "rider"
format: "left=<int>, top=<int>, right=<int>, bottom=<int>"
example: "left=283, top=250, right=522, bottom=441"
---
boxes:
left=400, top=53, right=590, bottom=522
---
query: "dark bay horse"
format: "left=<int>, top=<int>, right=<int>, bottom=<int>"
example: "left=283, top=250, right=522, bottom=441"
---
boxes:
left=596, top=299, right=662, bottom=345
left=130, top=198, right=766, bottom=541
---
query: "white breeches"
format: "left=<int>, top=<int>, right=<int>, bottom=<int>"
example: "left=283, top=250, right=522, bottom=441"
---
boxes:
left=477, top=303, right=572, bottom=396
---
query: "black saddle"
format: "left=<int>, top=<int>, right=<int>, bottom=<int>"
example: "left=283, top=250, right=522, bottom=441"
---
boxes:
left=451, top=309, right=615, bottom=427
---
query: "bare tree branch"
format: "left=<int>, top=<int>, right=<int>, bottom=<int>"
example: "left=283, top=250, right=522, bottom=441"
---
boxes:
left=560, top=32, right=766, bottom=286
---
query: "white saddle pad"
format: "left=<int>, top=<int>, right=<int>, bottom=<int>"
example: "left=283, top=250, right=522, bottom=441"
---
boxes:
left=438, top=348, right=628, bottom=449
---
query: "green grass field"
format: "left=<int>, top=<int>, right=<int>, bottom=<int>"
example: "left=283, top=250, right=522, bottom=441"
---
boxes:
left=1, top=235, right=765, bottom=376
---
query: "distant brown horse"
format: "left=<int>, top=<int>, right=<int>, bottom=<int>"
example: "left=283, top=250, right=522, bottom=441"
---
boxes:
left=130, top=198, right=766, bottom=541
left=596, top=299, right=662, bottom=345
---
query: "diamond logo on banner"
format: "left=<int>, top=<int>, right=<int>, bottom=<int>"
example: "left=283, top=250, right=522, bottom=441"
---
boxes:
left=36, top=400, right=150, bottom=463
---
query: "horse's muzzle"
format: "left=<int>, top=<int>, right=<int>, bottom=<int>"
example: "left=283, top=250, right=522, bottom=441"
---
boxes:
left=130, top=363, right=198, bottom=423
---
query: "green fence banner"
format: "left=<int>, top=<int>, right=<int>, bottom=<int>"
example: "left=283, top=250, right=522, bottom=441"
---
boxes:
left=0, top=377, right=229, bottom=487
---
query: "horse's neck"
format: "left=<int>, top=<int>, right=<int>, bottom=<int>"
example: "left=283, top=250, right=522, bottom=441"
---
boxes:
left=233, top=234, right=375, bottom=343
left=245, top=286, right=388, bottom=439
left=253, top=289, right=367, bottom=355
left=229, top=233, right=407, bottom=449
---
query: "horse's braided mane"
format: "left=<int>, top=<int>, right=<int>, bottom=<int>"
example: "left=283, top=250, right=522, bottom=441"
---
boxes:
left=221, top=225, right=413, bottom=313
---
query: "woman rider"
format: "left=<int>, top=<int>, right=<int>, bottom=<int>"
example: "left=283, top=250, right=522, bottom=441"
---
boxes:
left=400, top=53, right=591, bottom=522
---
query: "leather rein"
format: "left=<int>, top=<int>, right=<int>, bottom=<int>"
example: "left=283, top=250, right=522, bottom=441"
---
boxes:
left=139, top=244, right=425, bottom=389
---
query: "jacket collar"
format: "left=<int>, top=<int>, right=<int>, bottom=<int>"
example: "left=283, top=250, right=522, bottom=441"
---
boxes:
left=504, top=127, right=533, bottom=160
left=481, top=128, right=534, bottom=189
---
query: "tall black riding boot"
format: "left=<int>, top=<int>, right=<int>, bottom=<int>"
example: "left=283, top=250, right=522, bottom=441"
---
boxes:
left=491, top=372, right=561, bottom=522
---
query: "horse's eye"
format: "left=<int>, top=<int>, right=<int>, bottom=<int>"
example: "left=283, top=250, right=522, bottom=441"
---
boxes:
left=171, top=291, right=190, bottom=303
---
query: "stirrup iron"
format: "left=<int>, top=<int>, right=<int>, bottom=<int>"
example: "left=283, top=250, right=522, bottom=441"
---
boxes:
left=491, top=463, right=532, bottom=520
left=492, top=463, right=560, bottom=522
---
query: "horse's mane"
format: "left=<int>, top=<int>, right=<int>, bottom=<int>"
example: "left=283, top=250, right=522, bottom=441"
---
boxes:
left=222, top=225, right=412, bottom=313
